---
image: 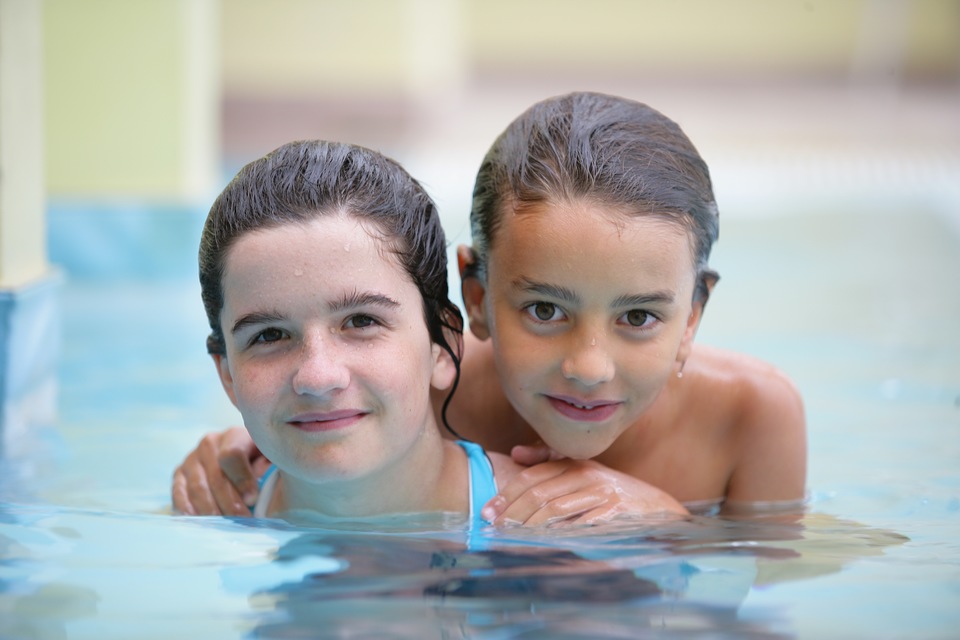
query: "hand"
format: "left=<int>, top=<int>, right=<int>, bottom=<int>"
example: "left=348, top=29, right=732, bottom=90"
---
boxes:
left=481, top=458, right=689, bottom=526
left=171, top=427, right=268, bottom=516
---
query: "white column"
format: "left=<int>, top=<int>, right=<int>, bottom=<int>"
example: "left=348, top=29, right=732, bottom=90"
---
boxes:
left=0, top=0, right=47, bottom=287
left=0, top=0, right=58, bottom=440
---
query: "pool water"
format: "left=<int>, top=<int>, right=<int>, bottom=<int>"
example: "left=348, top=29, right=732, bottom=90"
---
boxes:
left=1, top=207, right=958, bottom=639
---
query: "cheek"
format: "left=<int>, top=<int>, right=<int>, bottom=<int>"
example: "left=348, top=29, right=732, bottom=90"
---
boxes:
left=491, top=336, right=548, bottom=393
left=616, top=348, right=675, bottom=390
left=231, top=363, right=278, bottom=410
left=369, top=340, right=435, bottom=407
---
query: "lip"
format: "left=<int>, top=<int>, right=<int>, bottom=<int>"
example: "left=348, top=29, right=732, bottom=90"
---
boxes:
left=544, top=394, right=622, bottom=423
left=287, top=410, right=368, bottom=432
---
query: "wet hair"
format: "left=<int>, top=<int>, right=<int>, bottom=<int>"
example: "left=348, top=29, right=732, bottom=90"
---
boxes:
left=199, top=140, right=464, bottom=433
left=469, top=91, right=720, bottom=301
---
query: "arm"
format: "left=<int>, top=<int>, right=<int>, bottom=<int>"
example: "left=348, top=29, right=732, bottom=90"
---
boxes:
left=171, top=426, right=269, bottom=516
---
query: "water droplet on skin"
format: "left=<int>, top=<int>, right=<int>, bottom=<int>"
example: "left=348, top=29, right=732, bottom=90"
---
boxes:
left=344, top=243, right=351, bottom=252
left=293, top=268, right=304, bottom=277
left=590, top=338, right=597, bottom=346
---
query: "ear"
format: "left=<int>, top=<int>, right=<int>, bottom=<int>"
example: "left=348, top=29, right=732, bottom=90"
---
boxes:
left=676, top=296, right=707, bottom=367
left=457, top=245, right=490, bottom=341
left=430, top=338, right=459, bottom=391
left=697, top=269, right=720, bottom=305
left=212, top=353, right=239, bottom=407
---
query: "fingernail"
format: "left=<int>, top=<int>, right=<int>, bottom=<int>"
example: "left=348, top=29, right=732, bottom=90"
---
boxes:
left=481, top=496, right=504, bottom=522
left=243, top=491, right=257, bottom=507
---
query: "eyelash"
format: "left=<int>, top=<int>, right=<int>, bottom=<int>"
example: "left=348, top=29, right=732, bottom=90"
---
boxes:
left=243, top=314, right=384, bottom=349
left=247, top=327, right=287, bottom=348
left=522, top=302, right=566, bottom=323
left=618, top=309, right=659, bottom=329
left=343, top=314, right=382, bottom=331
left=521, top=302, right=661, bottom=331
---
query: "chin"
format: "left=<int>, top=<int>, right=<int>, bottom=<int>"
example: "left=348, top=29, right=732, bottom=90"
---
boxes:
left=546, top=435, right=617, bottom=461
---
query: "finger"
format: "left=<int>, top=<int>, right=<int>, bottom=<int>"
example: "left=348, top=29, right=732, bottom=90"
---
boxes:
left=504, top=489, right=609, bottom=527
left=481, top=461, right=572, bottom=521
left=171, top=468, right=196, bottom=515
left=570, top=505, right=626, bottom=526
left=218, top=428, right=262, bottom=506
left=510, top=443, right=554, bottom=466
left=193, top=436, right=252, bottom=516
left=178, top=451, right=227, bottom=516
left=494, top=472, right=611, bottom=526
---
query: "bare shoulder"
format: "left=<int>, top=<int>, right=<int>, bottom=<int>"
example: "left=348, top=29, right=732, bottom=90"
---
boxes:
left=690, top=343, right=803, bottom=416
left=690, top=344, right=807, bottom=502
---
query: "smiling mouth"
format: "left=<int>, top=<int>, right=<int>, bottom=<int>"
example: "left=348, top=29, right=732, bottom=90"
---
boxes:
left=288, top=410, right=368, bottom=432
left=545, top=395, right=621, bottom=423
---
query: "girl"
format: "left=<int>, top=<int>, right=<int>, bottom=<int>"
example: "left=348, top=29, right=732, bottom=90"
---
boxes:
left=175, top=92, right=805, bottom=523
left=198, top=139, right=521, bottom=522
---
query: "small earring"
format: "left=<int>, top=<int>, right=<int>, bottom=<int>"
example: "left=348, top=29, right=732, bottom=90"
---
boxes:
left=677, top=361, right=686, bottom=379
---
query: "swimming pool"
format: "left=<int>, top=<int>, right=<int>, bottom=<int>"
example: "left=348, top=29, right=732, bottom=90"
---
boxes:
left=1, top=202, right=958, bottom=639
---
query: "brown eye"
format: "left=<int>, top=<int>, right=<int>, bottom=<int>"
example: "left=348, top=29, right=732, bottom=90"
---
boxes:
left=534, top=303, right=556, bottom=321
left=345, top=314, right=379, bottom=330
left=625, top=310, right=649, bottom=327
left=254, top=328, right=284, bottom=344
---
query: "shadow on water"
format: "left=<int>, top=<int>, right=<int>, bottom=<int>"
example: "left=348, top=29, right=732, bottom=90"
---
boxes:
left=0, top=501, right=911, bottom=639
left=219, top=512, right=908, bottom=639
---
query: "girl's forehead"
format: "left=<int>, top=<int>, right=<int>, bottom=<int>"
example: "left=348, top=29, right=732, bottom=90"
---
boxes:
left=497, top=200, right=697, bottom=265
left=223, top=215, right=406, bottom=279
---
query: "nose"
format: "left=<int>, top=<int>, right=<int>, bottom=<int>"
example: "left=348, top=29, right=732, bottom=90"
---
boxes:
left=560, top=331, right=615, bottom=387
left=291, top=332, right=350, bottom=396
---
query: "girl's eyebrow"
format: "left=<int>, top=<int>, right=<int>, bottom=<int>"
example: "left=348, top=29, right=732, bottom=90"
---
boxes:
left=328, top=290, right=400, bottom=313
left=612, top=292, right=675, bottom=307
left=514, top=277, right=579, bottom=303
left=229, top=292, right=399, bottom=335
left=515, top=277, right=675, bottom=307
left=231, top=311, right=285, bottom=335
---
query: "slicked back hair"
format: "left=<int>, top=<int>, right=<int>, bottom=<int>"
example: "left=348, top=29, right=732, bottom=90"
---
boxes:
left=199, top=141, right=463, bottom=415
left=470, top=92, right=720, bottom=301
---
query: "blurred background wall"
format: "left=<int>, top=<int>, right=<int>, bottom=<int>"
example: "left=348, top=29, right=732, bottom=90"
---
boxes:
left=39, top=0, right=960, bottom=215
left=1, top=0, right=959, bottom=429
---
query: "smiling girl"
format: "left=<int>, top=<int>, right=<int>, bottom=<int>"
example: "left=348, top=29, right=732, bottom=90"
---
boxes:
left=199, top=140, right=520, bottom=521
left=176, top=93, right=806, bottom=523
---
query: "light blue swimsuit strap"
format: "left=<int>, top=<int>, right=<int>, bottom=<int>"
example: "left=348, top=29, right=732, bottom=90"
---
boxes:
left=251, top=464, right=279, bottom=517
left=258, top=464, right=278, bottom=490
left=456, top=440, right=498, bottom=525
left=251, top=445, right=498, bottom=525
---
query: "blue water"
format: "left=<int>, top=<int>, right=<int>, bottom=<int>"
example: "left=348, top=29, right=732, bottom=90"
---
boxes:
left=1, top=206, right=958, bottom=638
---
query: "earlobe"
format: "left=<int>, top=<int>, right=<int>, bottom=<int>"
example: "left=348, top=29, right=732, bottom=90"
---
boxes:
left=212, top=354, right=239, bottom=407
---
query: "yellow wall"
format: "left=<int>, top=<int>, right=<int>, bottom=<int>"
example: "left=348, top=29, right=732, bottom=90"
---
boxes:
left=466, top=0, right=959, bottom=75
left=222, top=0, right=409, bottom=97
left=219, top=0, right=960, bottom=98
left=32, top=0, right=960, bottom=201
left=43, top=0, right=219, bottom=199
left=38, top=0, right=958, bottom=199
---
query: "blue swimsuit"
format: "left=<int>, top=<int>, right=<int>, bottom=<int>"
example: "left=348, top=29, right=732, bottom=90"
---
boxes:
left=253, top=440, right=498, bottom=526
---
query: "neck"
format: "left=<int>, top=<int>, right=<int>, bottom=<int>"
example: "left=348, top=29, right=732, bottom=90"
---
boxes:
left=268, top=431, right=468, bottom=519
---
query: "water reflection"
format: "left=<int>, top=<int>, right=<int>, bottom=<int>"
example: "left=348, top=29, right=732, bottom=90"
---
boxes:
left=0, top=503, right=909, bottom=639
left=227, top=512, right=907, bottom=638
